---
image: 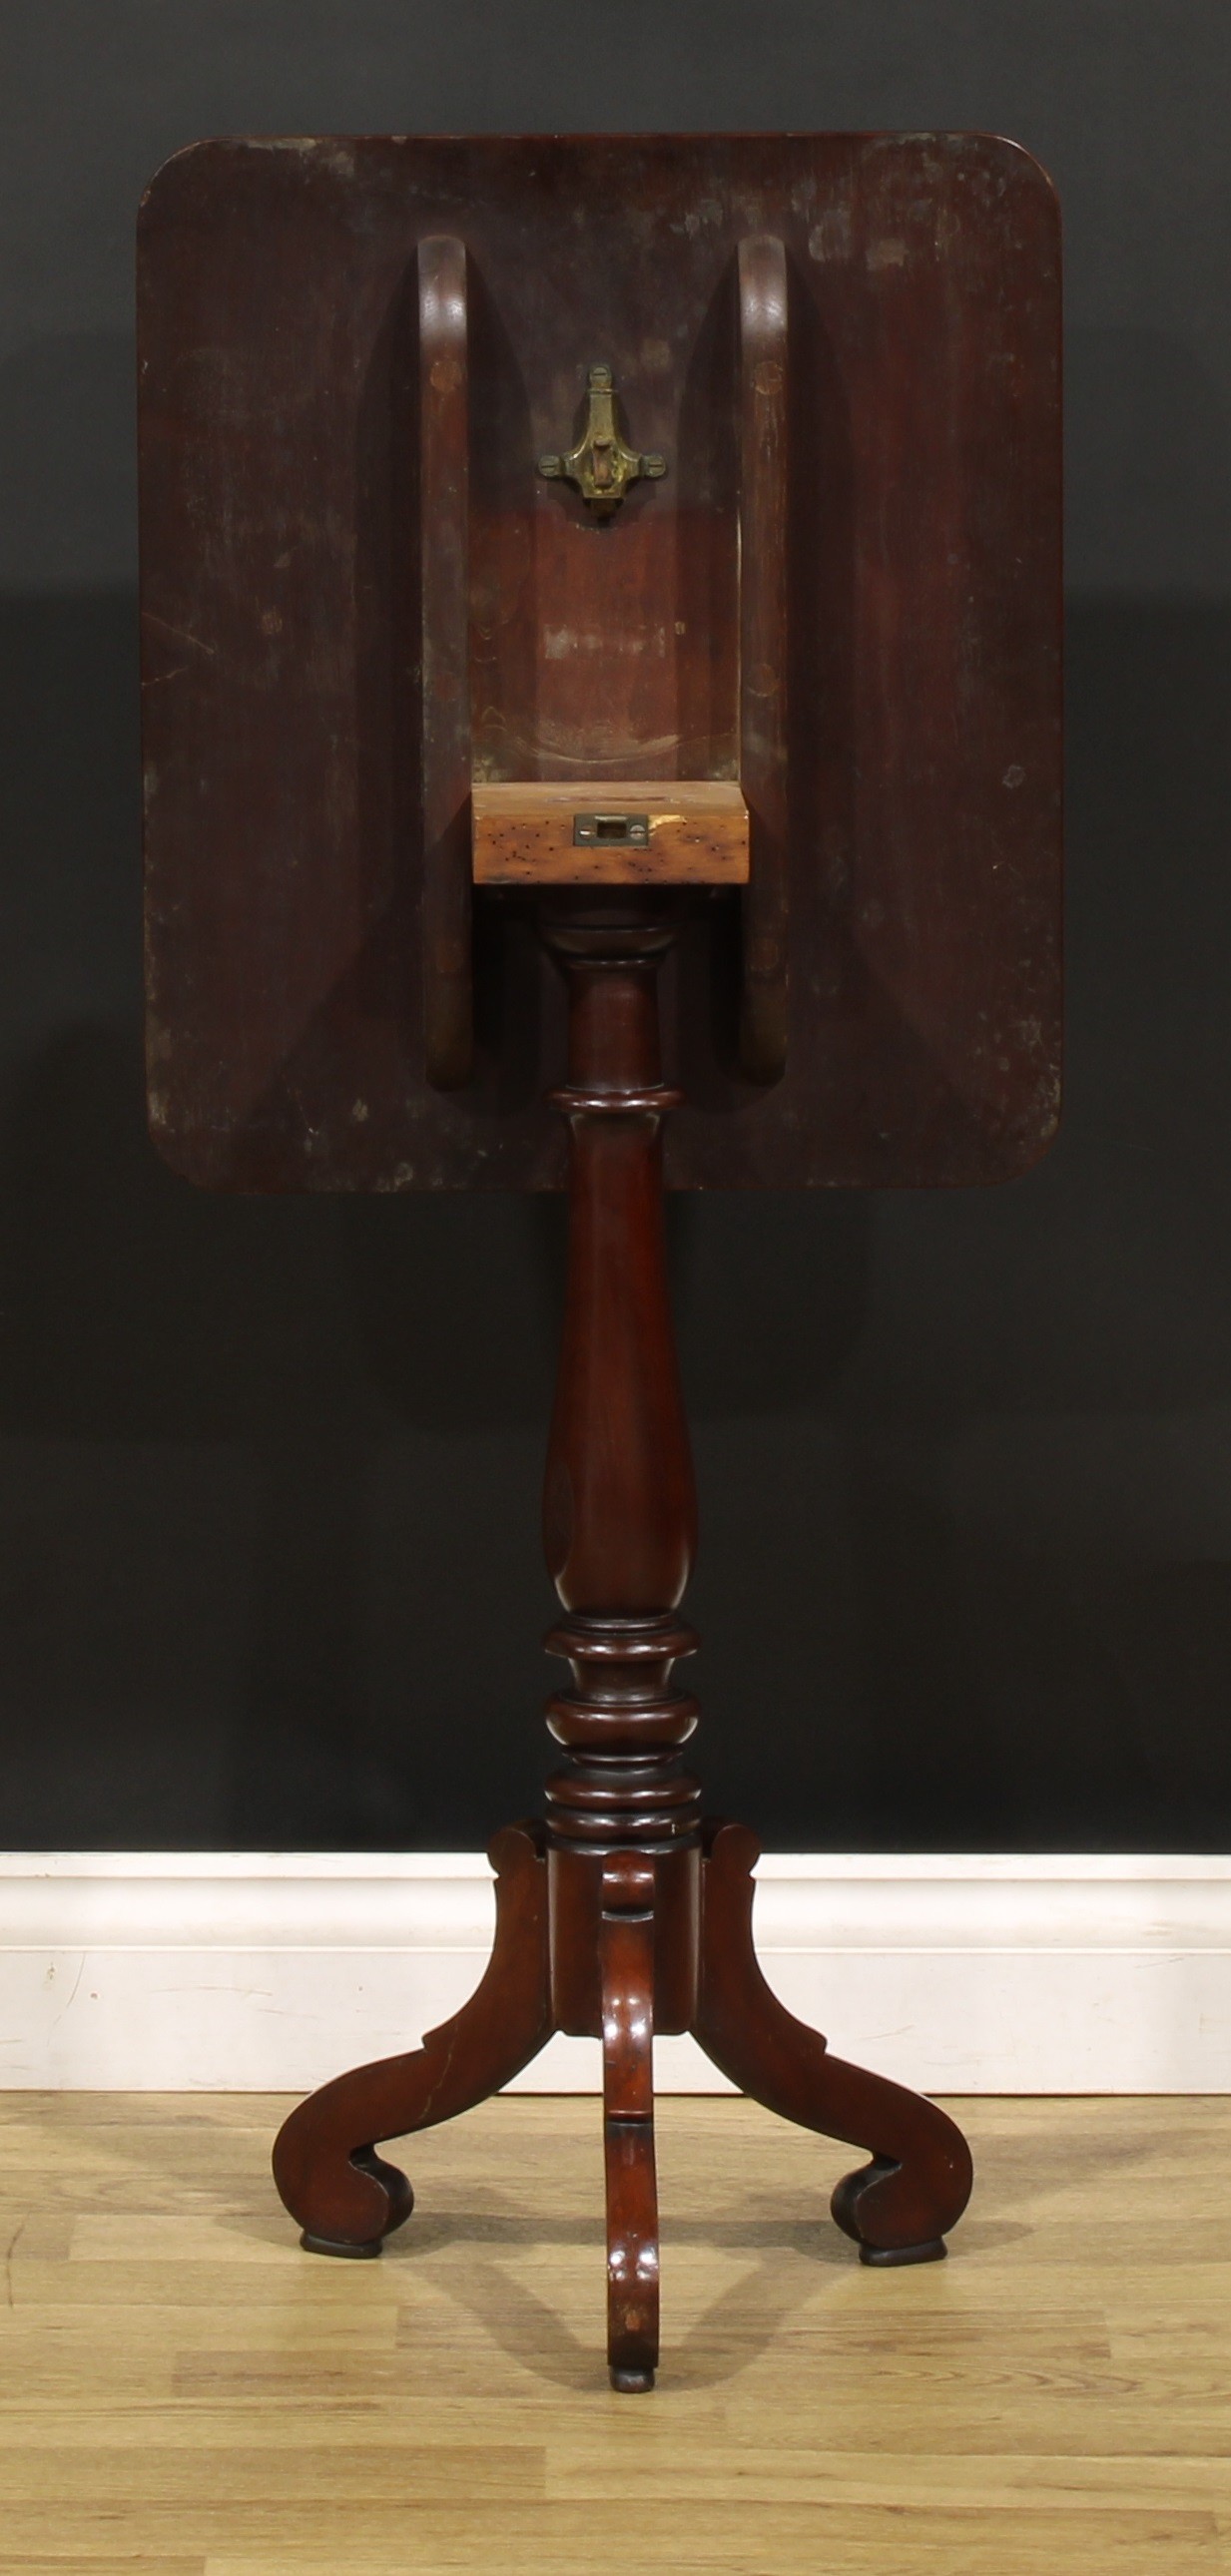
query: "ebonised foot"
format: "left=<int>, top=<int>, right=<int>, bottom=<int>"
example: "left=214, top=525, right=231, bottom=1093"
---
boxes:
left=302, top=2231, right=383, bottom=2258
left=860, top=2239, right=946, bottom=2267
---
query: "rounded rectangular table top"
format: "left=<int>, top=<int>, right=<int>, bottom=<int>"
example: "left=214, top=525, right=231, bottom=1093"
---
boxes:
left=139, top=132, right=1061, bottom=1193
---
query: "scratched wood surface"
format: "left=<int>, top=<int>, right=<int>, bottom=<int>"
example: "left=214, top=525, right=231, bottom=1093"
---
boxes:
left=1, top=2094, right=1229, bottom=2571
left=139, top=132, right=1061, bottom=1194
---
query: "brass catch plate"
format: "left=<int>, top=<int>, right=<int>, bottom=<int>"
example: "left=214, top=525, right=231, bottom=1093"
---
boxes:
left=573, top=812, right=650, bottom=848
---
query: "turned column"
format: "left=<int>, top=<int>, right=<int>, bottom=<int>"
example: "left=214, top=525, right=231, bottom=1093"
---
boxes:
left=537, top=902, right=698, bottom=1696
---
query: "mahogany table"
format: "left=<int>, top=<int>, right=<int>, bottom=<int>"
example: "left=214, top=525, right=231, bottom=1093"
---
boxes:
left=139, top=132, right=1062, bottom=2389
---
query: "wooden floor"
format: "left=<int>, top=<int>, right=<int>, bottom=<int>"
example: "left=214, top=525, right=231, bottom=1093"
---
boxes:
left=0, top=2093, right=1229, bottom=2571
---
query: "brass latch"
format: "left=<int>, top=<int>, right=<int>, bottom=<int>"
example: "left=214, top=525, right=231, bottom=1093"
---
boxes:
left=538, top=364, right=667, bottom=517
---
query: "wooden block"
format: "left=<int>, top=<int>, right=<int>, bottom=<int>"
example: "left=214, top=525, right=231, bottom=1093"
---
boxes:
left=471, top=780, right=749, bottom=885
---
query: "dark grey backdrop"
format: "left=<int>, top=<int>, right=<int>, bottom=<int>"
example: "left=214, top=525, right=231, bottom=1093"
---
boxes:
left=1, top=2, right=1228, bottom=1850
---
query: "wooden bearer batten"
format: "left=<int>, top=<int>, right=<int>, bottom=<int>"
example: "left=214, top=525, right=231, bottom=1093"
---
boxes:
left=471, top=781, right=749, bottom=885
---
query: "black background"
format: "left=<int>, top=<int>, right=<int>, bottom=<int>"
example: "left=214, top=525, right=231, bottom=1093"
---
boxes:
left=1, top=3, right=1228, bottom=1851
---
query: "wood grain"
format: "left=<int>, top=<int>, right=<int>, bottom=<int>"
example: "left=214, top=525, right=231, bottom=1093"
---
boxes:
left=736, top=233, right=790, bottom=1080
left=1, top=2095, right=1229, bottom=2571
left=471, top=781, right=749, bottom=883
left=418, top=236, right=473, bottom=1088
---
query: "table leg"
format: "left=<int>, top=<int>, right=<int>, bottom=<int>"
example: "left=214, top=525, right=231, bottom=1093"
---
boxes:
left=272, top=1821, right=552, bottom=2255
left=600, top=1852, right=660, bottom=2390
left=694, top=1821, right=972, bottom=2262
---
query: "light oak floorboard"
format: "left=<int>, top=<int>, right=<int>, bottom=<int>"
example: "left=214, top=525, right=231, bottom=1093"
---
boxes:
left=0, top=2093, right=1229, bottom=2570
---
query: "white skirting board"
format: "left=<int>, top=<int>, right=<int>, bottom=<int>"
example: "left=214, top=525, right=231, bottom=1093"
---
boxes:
left=1, top=1851, right=1229, bottom=2094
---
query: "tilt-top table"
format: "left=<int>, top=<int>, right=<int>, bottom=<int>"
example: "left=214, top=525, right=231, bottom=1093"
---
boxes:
left=139, top=131, right=1061, bottom=2389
